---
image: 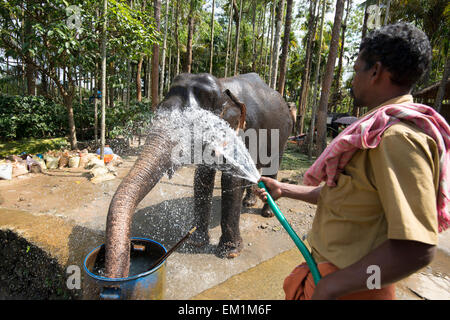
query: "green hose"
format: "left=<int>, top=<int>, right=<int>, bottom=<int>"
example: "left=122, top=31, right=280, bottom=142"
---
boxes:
left=258, top=181, right=321, bottom=285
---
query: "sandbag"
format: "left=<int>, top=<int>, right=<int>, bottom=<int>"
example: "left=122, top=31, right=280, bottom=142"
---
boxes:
left=45, top=155, right=60, bottom=169
left=26, top=156, right=43, bottom=173
left=33, top=156, right=47, bottom=170
left=58, top=151, right=70, bottom=168
left=12, top=161, right=28, bottom=177
left=89, top=165, right=117, bottom=184
left=107, top=154, right=123, bottom=168
left=86, top=157, right=105, bottom=169
left=78, top=154, right=89, bottom=168
left=0, top=162, right=12, bottom=180
left=69, top=156, right=80, bottom=168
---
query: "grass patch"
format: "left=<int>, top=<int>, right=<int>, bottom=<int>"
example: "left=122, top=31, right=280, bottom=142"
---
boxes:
left=0, top=137, right=69, bottom=158
left=280, top=143, right=316, bottom=171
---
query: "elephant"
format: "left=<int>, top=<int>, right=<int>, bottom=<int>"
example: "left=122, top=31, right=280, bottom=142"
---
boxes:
left=105, top=72, right=293, bottom=278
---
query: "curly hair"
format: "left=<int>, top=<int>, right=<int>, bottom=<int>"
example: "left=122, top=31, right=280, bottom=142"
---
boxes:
left=359, top=22, right=432, bottom=88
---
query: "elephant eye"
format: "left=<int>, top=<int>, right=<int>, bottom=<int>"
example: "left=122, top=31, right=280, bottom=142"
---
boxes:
left=193, top=86, right=215, bottom=108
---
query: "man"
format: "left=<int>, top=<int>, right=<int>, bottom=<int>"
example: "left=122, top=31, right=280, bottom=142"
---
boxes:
left=257, top=22, right=449, bottom=300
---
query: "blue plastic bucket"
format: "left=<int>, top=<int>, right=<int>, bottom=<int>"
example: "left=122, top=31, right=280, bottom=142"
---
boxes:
left=83, top=237, right=167, bottom=300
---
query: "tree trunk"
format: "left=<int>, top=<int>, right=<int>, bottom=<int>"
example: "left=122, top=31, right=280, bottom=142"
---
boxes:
left=308, top=0, right=326, bottom=159
left=94, top=95, right=99, bottom=145
left=126, top=60, right=131, bottom=107
left=434, top=54, right=450, bottom=113
left=270, top=0, right=285, bottom=89
left=233, top=0, right=243, bottom=76
left=277, top=0, right=293, bottom=96
left=330, top=0, right=351, bottom=112
left=109, top=61, right=115, bottom=109
left=136, top=55, right=143, bottom=102
left=251, top=0, right=257, bottom=72
left=361, top=1, right=369, bottom=40
left=160, top=0, right=170, bottom=98
left=268, top=0, right=276, bottom=85
left=185, top=0, right=195, bottom=73
left=175, top=0, right=180, bottom=75
left=166, top=45, right=172, bottom=92
left=152, top=0, right=161, bottom=110
left=316, top=0, right=346, bottom=155
left=145, top=57, right=150, bottom=99
left=209, top=0, right=215, bottom=74
left=63, top=93, right=78, bottom=150
left=258, top=3, right=267, bottom=75
left=296, top=0, right=318, bottom=135
left=224, top=0, right=234, bottom=77
left=100, top=0, right=108, bottom=159
left=384, top=0, right=391, bottom=25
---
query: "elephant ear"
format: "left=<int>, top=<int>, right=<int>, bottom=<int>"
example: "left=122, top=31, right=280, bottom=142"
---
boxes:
left=220, top=89, right=246, bottom=131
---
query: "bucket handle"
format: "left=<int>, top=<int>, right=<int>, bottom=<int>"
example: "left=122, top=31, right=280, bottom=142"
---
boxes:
left=100, top=286, right=121, bottom=300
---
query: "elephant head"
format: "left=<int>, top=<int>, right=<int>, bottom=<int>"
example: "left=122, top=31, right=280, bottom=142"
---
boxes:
left=104, top=73, right=247, bottom=278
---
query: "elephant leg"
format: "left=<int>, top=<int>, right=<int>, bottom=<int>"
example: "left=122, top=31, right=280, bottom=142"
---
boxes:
left=217, top=172, right=245, bottom=258
left=242, top=184, right=257, bottom=208
left=189, top=165, right=216, bottom=247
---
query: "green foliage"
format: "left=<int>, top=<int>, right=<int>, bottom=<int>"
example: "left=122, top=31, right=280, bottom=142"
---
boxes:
left=0, top=94, right=153, bottom=142
left=0, top=95, right=67, bottom=140
left=105, top=100, right=154, bottom=139
left=0, top=138, right=69, bottom=158
left=280, top=143, right=316, bottom=171
left=73, top=99, right=154, bottom=140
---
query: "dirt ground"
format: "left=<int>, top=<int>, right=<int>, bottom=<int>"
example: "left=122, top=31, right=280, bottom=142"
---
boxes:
left=0, top=144, right=449, bottom=300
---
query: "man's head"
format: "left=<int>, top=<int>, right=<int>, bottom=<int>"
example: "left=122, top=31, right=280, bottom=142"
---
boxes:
left=351, top=22, right=432, bottom=109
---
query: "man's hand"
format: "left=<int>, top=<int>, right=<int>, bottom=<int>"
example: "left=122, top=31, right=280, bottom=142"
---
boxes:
left=311, top=275, right=339, bottom=300
left=256, top=176, right=283, bottom=202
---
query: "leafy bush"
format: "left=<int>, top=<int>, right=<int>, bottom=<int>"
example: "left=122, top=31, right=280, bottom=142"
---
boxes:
left=106, top=100, right=154, bottom=139
left=0, top=95, right=66, bottom=140
left=0, top=95, right=155, bottom=142
left=0, top=138, right=69, bottom=158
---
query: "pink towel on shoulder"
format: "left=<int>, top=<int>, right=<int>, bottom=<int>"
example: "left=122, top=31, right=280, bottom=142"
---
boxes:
left=303, top=103, right=450, bottom=232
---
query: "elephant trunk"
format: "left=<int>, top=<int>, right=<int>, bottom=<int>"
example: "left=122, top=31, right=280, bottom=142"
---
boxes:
left=105, top=127, right=174, bottom=278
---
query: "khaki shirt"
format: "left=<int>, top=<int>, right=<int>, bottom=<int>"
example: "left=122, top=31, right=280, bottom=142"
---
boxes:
left=307, top=95, right=440, bottom=269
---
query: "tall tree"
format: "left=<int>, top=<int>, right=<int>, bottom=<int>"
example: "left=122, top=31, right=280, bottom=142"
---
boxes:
left=296, top=0, right=318, bottom=135
left=174, top=0, right=181, bottom=76
left=24, top=6, right=36, bottom=96
left=384, top=0, right=391, bottom=25
left=330, top=0, right=351, bottom=112
left=185, top=0, right=196, bottom=73
left=100, top=0, right=108, bottom=159
left=361, top=0, right=369, bottom=40
left=258, top=3, right=267, bottom=74
left=316, top=0, right=346, bottom=155
left=209, top=0, right=215, bottom=74
left=308, top=0, right=326, bottom=159
left=137, top=54, right=144, bottom=101
left=267, top=0, right=276, bottom=84
left=160, top=0, right=170, bottom=97
left=277, top=0, right=293, bottom=96
left=233, top=0, right=243, bottom=76
left=152, top=0, right=161, bottom=110
left=224, top=0, right=234, bottom=77
left=251, top=0, right=258, bottom=72
left=270, top=0, right=285, bottom=89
